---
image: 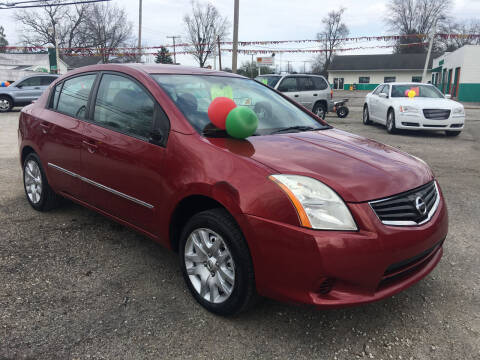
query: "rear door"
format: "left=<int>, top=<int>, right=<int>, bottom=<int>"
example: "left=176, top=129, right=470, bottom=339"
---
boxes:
left=80, top=72, right=169, bottom=234
left=296, top=76, right=316, bottom=110
left=277, top=76, right=301, bottom=103
left=40, top=73, right=97, bottom=198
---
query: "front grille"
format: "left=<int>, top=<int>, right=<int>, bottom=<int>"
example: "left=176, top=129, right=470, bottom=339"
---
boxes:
left=423, top=109, right=450, bottom=120
left=370, top=181, right=439, bottom=226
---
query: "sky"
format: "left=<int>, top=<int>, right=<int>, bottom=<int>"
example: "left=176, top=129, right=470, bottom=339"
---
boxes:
left=2, top=0, right=480, bottom=72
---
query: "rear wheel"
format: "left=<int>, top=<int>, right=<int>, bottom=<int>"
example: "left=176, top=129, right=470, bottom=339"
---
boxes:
left=0, top=96, right=13, bottom=112
left=336, top=106, right=349, bottom=118
left=445, top=130, right=461, bottom=137
left=386, top=109, right=397, bottom=134
left=23, top=153, right=60, bottom=211
left=313, top=102, right=326, bottom=120
left=179, top=209, right=257, bottom=316
left=362, top=105, right=372, bottom=125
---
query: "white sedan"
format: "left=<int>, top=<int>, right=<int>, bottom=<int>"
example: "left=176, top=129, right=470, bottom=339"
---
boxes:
left=363, top=82, right=465, bottom=136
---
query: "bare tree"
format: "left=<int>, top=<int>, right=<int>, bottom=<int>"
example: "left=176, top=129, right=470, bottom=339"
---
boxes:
left=315, top=8, right=349, bottom=75
left=14, top=0, right=89, bottom=52
left=79, top=3, right=133, bottom=63
left=183, top=1, right=229, bottom=67
left=439, top=19, right=480, bottom=52
left=0, top=26, right=8, bottom=52
left=385, top=0, right=451, bottom=53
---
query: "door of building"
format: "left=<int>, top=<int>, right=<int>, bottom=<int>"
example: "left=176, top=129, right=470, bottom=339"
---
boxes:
left=452, top=67, right=461, bottom=98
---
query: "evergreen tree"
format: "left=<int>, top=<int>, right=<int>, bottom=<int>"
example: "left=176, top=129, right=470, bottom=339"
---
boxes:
left=155, top=46, right=173, bottom=64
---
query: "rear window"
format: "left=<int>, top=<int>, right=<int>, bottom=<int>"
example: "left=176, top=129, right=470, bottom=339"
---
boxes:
left=255, top=76, right=281, bottom=88
left=56, top=74, right=96, bottom=119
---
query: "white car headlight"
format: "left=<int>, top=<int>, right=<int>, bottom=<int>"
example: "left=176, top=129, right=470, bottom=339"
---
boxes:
left=399, top=105, right=420, bottom=113
left=269, top=175, right=357, bottom=231
left=452, top=107, right=465, bottom=115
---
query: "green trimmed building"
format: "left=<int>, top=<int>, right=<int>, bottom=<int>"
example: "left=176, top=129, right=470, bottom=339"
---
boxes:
left=327, top=53, right=432, bottom=91
left=432, top=45, right=480, bottom=102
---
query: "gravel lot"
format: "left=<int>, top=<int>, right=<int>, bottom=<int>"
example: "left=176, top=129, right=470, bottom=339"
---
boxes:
left=1, top=96, right=479, bottom=359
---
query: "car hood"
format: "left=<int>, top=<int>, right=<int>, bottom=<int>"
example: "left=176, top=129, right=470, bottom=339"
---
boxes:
left=392, top=97, right=461, bottom=109
left=208, top=129, right=433, bottom=202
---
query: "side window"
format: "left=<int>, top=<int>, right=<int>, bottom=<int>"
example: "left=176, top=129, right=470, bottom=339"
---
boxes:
left=93, top=74, right=154, bottom=139
left=56, top=74, right=96, bottom=119
left=373, top=85, right=384, bottom=95
left=17, top=77, right=42, bottom=87
left=40, top=77, right=57, bottom=86
left=313, top=77, right=328, bottom=90
left=277, top=77, right=298, bottom=92
left=297, top=77, right=315, bottom=91
left=51, top=84, right=62, bottom=109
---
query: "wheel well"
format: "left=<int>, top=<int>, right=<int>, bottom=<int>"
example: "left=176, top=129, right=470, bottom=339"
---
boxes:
left=0, top=94, right=13, bottom=103
left=21, top=146, right=35, bottom=164
left=169, top=195, right=227, bottom=252
left=363, top=103, right=368, bottom=109
left=388, top=107, right=394, bottom=115
left=314, top=100, right=327, bottom=110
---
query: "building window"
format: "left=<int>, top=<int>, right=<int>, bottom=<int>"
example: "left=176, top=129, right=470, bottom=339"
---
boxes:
left=384, top=76, right=396, bottom=83
left=359, top=76, right=370, bottom=84
left=412, top=76, right=422, bottom=83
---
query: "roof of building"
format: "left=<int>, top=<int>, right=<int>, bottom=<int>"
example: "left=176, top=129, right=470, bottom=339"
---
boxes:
left=328, top=53, right=435, bottom=72
left=60, top=55, right=102, bottom=69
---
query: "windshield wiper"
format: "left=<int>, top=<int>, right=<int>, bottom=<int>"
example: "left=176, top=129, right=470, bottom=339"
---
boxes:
left=270, top=125, right=322, bottom=135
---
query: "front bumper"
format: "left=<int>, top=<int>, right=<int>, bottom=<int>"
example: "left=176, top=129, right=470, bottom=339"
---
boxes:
left=396, top=112, right=465, bottom=131
left=238, top=189, right=448, bottom=308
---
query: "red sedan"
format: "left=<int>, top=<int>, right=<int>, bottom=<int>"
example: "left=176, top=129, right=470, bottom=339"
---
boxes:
left=18, top=64, right=448, bottom=315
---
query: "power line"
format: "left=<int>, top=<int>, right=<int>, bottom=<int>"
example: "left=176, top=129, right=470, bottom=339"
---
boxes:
left=0, top=0, right=110, bottom=9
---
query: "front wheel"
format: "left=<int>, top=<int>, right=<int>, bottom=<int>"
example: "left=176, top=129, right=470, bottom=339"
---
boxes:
left=386, top=110, right=397, bottom=134
left=0, top=96, right=13, bottom=112
left=313, top=102, right=326, bottom=120
left=362, top=105, right=372, bottom=125
left=179, top=209, right=257, bottom=316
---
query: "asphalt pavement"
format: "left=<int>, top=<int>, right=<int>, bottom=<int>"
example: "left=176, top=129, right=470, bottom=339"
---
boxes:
left=1, top=103, right=479, bottom=359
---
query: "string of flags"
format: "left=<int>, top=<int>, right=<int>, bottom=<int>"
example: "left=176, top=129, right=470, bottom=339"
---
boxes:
left=0, top=33, right=478, bottom=55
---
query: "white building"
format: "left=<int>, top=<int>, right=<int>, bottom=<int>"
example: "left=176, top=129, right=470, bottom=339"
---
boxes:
left=432, top=45, right=480, bottom=102
left=0, top=53, right=68, bottom=82
left=327, top=53, right=432, bottom=91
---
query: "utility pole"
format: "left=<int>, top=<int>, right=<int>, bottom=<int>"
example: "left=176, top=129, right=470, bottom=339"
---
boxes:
left=422, top=16, right=443, bottom=83
left=167, top=35, right=180, bottom=64
left=138, top=0, right=142, bottom=62
left=232, top=0, right=239, bottom=73
left=217, top=36, right=222, bottom=70
left=251, top=53, right=254, bottom=78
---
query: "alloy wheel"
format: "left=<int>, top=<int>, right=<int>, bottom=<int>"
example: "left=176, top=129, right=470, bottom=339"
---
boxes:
left=184, top=228, right=235, bottom=304
left=24, top=160, right=43, bottom=204
left=315, top=106, right=326, bottom=119
left=363, top=107, right=368, bottom=123
left=0, top=98, right=11, bottom=111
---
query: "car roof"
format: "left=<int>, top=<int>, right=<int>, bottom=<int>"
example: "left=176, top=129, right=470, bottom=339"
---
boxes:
left=381, top=82, right=432, bottom=86
left=66, top=63, right=246, bottom=78
left=21, top=73, right=59, bottom=78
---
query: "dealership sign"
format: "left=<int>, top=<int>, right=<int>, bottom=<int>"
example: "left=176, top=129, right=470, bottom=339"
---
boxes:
left=256, top=56, right=274, bottom=66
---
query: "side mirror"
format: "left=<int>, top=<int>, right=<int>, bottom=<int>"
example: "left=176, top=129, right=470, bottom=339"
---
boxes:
left=16, top=84, right=22, bottom=89
left=379, top=93, right=388, bottom=99
left=445, top=94, right=451, bottom=99
left=149, top=129, right=164, bottom=145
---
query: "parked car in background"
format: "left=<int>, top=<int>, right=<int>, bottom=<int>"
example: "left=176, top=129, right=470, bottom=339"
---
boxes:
left=256, top=74, right=334, bottom=119
left=19, top=64, right=448, bottom=315
left=363, top=82, right=465, bottom=136
left=0, top=74, right=59, bottom=112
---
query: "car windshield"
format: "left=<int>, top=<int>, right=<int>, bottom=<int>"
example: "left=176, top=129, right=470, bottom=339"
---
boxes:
left=391, top=84, right=445, bottom=98
left=255, top=75, right=281, bottom=88
left=152, top=74, right=328, bottom=136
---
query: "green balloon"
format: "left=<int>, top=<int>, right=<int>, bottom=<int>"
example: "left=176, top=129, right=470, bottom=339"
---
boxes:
left=225, top=106, right=258, bottom=139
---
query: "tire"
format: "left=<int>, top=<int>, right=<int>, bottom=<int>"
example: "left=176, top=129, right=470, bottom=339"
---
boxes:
left=313, top=102, right=327, bottom=120
left=179, top=208, right=257, bottom=316
left=0, top=95, right=13, bottom=112
left=445, top=130, right=461, bottom=137
left=386, top=109, right=397, bottom=134
left=336, top=106, right=349, bottom=118
left=362, top=105, right=372, bottom=125
left=23, top=153, right=61, bottom=211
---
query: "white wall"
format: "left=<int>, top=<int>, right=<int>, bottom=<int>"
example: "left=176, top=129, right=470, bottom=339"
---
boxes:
left=0, top=53, right=68, bottom=82
left=433, top=45, right=480, bottom=83
left=328, top=70, right=426, bottom=84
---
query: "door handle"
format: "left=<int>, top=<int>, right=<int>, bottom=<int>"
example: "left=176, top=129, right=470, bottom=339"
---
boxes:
left=294, top=94, right=299, bottom=97
left=39, top=122, right=50, bottom=134
left=82, top=140, right=98, bottom=153
left=313, top=93, right=318, bottom=96
left=34, top=87, right=41, bottom=90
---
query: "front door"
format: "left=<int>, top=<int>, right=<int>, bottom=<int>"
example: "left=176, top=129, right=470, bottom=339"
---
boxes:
left=80, top=73, right=168, bottom=234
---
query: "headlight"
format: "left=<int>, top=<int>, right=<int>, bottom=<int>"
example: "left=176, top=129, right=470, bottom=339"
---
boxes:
left=399, top=105, right=419, bottom=113
left=452, top=107, right=465, bottom=115
left=269, top=175, right=357, bottom=231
